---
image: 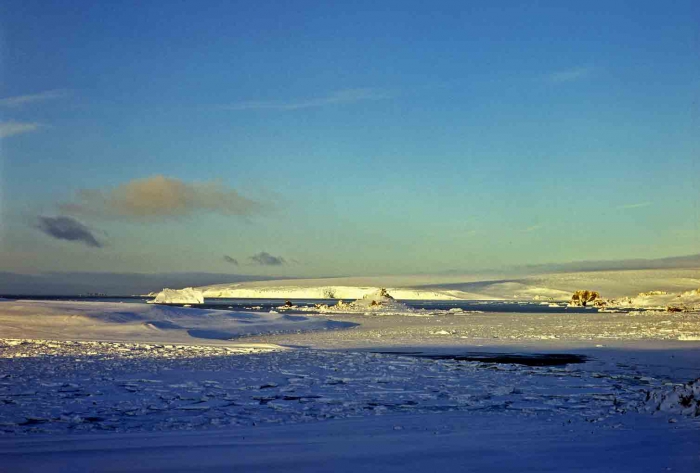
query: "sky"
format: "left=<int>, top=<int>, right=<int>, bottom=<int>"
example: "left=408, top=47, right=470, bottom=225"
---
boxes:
left=1, top=0, right=699, bottom=283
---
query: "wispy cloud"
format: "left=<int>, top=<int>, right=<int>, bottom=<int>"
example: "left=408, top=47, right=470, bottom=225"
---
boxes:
left=35, top=216, right=102, bottom=248
left=60, top=175, right=266, bottom=221
left=545, top=66, right=594, bottom=83
left=523, top=225, right=542, bottom=233
left=0, top=121, right=41, bottom=138
left=0, top=89, right=68, bottom=107
left=616, top=202, right=651, bottom=210
left=249, top=251, right=286, bottom=266
left=223, top=255, right=239, bottom=265
left=223, top=88, right=389, bottom=111
left=0, top=91, right=65, bottom=139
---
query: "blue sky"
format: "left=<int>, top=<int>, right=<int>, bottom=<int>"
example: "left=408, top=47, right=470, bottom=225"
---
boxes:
left=1, top=0, right=698, bottom=278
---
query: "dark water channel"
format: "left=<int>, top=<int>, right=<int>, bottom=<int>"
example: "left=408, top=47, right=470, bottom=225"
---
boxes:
left=373, top=351, right=588, bottom=366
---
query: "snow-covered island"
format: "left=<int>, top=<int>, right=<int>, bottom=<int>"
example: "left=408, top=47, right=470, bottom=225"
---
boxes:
left=195, top=268, right=700, bottom=308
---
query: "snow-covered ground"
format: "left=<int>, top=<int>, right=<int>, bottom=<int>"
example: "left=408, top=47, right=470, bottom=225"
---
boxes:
left=1, top=294, right=699, bottom=472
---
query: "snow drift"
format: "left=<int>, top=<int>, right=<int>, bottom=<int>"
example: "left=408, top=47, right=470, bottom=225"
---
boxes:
left=0, top=300, right=356, bottom=344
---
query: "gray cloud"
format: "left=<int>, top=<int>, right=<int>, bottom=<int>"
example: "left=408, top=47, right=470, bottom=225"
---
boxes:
left=0, top=89, right=68, bottom=107
left=223, top=255, right=239, bottom=265
left=0, top=121, right=41, bottom=138
left=60, top=175, right=264, bottom=221
left=36, top=216, right=102, bottom=248
left=249, top=251, right=286, bottom=266
left=224, top=88, right=389, bottom=111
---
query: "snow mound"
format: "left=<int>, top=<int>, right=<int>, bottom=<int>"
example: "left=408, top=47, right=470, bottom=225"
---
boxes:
left=644, top=378, right=700, bottom=417
left=150, top=287, right=204, bottom=304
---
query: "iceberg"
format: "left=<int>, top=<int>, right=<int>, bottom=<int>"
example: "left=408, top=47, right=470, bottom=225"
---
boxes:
left=150, top=287, right=204, bottom=305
